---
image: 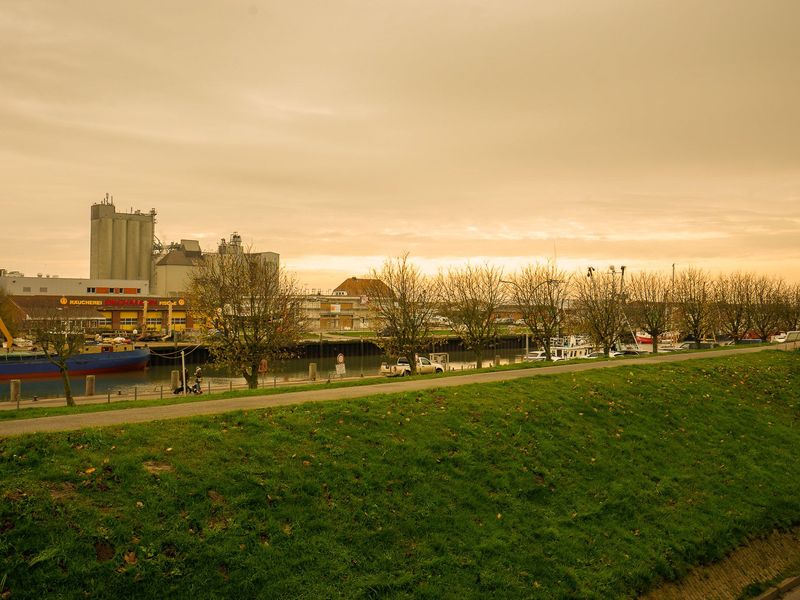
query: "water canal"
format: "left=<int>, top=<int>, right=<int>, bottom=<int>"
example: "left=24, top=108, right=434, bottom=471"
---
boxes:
left=1, top=337, right=531, bottom=401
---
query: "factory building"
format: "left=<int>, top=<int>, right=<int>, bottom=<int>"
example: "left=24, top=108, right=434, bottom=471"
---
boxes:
left=90, top=195, right=155, bottom=283
left=2, top=200, right=282, bottom=337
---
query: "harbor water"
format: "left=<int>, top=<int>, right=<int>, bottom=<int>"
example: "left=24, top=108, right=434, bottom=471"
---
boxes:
left=0, top=342, right=530, bottom=402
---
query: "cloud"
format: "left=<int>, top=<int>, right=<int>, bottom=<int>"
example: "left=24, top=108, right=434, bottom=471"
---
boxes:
left=1, top=0, right=799, bottom=285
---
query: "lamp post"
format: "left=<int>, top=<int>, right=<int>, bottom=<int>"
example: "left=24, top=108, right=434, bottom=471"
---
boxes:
left=595, top=265, right=637, bottom=351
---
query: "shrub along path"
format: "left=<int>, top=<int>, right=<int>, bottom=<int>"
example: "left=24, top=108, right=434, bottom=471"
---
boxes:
left=0, top=343, right=789, bottom=436
left=0, top=350, right=798, bottom=598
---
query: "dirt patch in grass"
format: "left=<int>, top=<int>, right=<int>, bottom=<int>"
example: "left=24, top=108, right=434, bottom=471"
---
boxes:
left=142, top=461, right=174, bottom=474
left=207, top=490, right=225, bottom=504
left=643, top=527, right=800, bottom=600
left=47, top=482, right=76, bottom=501
left=4, top=490, right=27, bottom=502
left=94, top=540, right=115, bottom=562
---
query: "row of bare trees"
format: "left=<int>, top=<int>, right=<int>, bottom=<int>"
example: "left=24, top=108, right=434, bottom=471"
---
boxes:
left=367, top=257, right=800, bottom=368
left=367, top=257, right=512, bottom=372
left=8, top=254, right=797, bottom=402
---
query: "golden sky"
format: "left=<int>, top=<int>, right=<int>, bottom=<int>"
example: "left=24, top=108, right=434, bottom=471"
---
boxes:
left=2, top=0, right=799, bottom=289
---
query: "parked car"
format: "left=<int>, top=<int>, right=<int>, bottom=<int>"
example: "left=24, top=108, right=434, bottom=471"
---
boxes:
left=583, top=350, right=623, bottom=359
left=380, top=356, right=445, bottom=377
left=523, top=351, right=561, bottom=362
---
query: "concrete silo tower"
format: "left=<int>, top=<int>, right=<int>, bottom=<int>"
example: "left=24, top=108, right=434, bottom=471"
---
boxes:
left=90, top=195, right=155, bottom=282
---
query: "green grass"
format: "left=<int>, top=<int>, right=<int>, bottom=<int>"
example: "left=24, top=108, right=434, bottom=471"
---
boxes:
left=0, top=354, right=582, bottom=422
left=0, top=344, right=773, bottom=423
left=1, top=351, right=799, bottom=599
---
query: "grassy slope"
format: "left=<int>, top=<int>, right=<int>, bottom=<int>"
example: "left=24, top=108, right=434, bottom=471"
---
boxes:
left=0, top=356, right=577, bottom=422
left=0, top=346, right=751, bottom=422
left=1, top=351, right=798, bottom=599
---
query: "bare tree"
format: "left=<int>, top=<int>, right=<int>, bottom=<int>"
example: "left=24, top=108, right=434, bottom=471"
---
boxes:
left=626, top=271, right=672, bottom=353
left=574, top=267, right=627, bottom=356
left=750, top=275, right=784, bottom=341
left=714, top=272, right=755, bottom=343
left=367, top=254, right=438, bottom=375
left=674, top=268, right=714, bottom=349
left=26, top=311, right=84, bottom=406
left=507, top=262, right=571, bottom=361
left=779, top=282, right=800, bottom=333
left=438, top=264, right=506, bottom=368
left=190, top=251, right=307, bottom=389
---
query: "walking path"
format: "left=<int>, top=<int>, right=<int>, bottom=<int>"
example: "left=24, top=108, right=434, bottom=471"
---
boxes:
left=1, top=343, right=794, bottom=437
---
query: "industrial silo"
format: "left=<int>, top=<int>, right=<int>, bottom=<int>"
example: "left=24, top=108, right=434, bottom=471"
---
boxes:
left=89, top=196, right=155, bottom=283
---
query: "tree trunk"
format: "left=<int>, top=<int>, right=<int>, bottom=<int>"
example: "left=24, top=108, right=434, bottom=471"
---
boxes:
left=475, top=350, right=483, bottom=369
left=651, top=331, right=659, bottom=354
left=244, top=365, right=259, bottom=389
left=60, top=366, right=75, bottom=407
left=543, top=338, right=551, bottom=361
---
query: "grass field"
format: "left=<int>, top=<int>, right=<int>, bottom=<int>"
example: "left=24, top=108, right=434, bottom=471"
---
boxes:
left=1, top=351, right=798, bottom=598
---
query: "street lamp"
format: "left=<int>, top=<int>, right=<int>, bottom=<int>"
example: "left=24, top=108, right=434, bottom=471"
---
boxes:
left=590, top=265, right=636, bottom=351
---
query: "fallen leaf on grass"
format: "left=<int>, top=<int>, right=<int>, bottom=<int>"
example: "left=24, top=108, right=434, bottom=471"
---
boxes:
left=123, top=551, right=137, bottom=565
left=85, top=467, right=96, bottom=475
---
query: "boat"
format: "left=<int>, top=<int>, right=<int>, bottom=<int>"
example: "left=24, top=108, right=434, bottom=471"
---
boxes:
left=0, top=343, right=150, bottom=380
left=548, top=336, right=592, bottom=360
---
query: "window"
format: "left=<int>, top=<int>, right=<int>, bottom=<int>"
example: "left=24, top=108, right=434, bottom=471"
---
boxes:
left=22, top=286, right=31, bottom=292
left=39, top=287, right=47, bottom=292
left=120, top=318, right=138, bottom=325
left=86, top=287, right=96, bottom=293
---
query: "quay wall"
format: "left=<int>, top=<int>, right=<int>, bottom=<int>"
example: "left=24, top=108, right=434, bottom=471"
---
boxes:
left=146, top=335, right=529, bottom=367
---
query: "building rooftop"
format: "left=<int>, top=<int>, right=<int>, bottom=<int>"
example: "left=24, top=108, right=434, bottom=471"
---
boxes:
left=156, top=250, right=203, bottom=267
left=332, top=277, right=390, bottom=297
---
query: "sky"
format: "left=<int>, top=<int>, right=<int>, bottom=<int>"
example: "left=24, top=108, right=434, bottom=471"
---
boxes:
left=2, top=0, right=799, bottom=290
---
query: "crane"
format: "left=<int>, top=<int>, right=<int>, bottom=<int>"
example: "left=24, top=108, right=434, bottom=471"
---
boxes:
left=0, top=316, right=13, bottom=350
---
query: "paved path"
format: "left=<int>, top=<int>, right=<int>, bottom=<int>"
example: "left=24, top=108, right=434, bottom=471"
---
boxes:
left=0, top=344, right=794, bottom=437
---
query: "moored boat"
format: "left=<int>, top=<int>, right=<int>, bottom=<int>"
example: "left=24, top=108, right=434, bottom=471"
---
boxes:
left=0, top=344, right=150, bottom=380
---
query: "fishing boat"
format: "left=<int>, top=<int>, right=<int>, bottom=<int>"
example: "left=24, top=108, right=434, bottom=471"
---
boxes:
left=0, top=343, right=150, bottom=381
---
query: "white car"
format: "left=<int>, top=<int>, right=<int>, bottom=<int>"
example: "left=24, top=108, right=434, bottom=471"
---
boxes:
left=523, top=351, right=561, bottom=362
left=380, top=356, right=445, bottom=376
left=583, top=350, right=623, bottom=359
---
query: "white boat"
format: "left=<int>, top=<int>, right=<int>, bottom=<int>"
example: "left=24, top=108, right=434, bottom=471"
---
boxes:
left=549, top=336, right=592, bottom=360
